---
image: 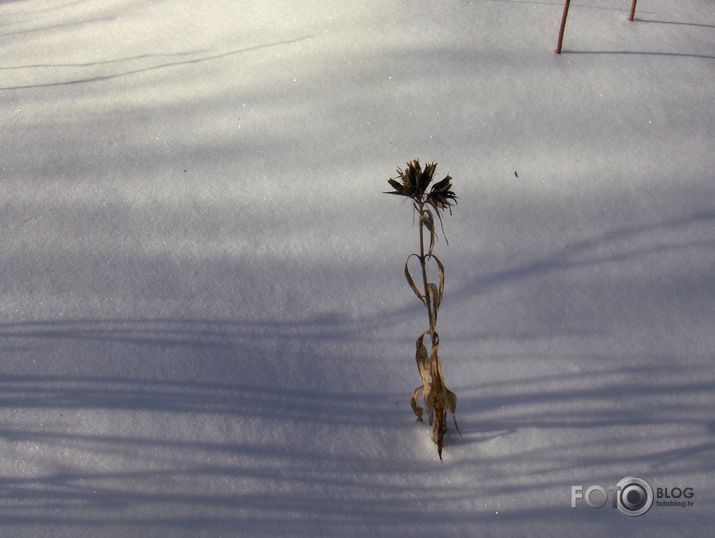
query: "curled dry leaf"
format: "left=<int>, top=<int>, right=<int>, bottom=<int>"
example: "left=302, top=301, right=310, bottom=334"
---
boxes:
left=410, top=334, right=431, bottom=422
left=427, top=283, right=440, bottom=312
left=423, top=339, right=461, bottom=460
left=421, top=209, right=436, bottom=255
left=427, top=254, right=445, bottom=310
left=404, top=254, right=427, bottom=307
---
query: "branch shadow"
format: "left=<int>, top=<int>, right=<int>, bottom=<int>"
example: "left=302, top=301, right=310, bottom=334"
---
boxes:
left=484, top=0, right=648, bottom=13
left=0, top=16, right=118, bottom=38
left=0, top=49, right=212, bottom=71
left=451, top=360, right=715, bottom=482
left=1, top=314, right=713, bottom=533
left=637, top=18, right=715, bottom=30
left=1, top=201, right=713, bottom=531
left=449, top=209, right=715, bottom=306
left=564, top=50, right=715, bottom=60
left=0, top=317, right=563, bottom=533
left=0, top=316, right=408, bottom=426
left=0, top=36, right=313, bottom=91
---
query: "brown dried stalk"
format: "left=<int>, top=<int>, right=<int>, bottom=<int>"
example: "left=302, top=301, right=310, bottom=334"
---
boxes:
left=555, top=0, right=570, bottom=54
left=628, top=0, right=638, bottom=22
left=556, top=0, right=638, bottom=54
left=385, top=160, right=461, bottom=460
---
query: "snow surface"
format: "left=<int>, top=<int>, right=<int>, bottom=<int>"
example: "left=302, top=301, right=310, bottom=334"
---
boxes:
left=1, top=0, right=714, bottom=536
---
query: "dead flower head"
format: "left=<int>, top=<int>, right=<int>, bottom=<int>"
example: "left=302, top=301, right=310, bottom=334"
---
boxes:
left=385, top=160, right=457, bottom=217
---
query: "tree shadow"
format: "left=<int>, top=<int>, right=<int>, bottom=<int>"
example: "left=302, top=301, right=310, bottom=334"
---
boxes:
left=1, top=313, right=713, bottom=533
left=637, top=19, right=715, bottom=30
left=448, top=209, right=715, bottom=307
left=451, top=360, right=715, bottom=498
left=0, top=316, right=556, bottom=534
left=0, top=36, right=313, bottom=91
left=0, top=49, right=212, bottom=71
left=565, top=50, right=715, bottom=60
left=0, top=16, right=118, bottom=38
left=484, top=0, right=648, bottom=13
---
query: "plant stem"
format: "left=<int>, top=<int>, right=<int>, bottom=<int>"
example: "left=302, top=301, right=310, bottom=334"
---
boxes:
left=418, top=202, right=435, bottom=337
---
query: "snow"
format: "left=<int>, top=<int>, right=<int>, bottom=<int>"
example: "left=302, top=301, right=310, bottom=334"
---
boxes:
left=1, top=0, right=713, bottom=535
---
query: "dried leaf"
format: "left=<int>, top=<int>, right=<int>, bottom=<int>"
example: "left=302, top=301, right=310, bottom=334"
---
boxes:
left=421, top=209, right=436, bottom=256
left=415, top=334, right=430, bottom=385
left=416, top=334, right=433, bottom=423
left=430, top=175, right=452, bottom=194
left=427, top=283, right=440, bottom=313
left=387, top=178, right=404, bottom=192
left=411, top=335, right=429, bottom=421
left=410, top=385, right=424, bottom=422
left=429, top=203, right=450, bottom=244
left=427, top=254, right=445, bottom=309
left=434, top=408, right=447, bottom=460
left=422, top=340, right=460, bottom=459
left=429, top=174, right=457, bottom=211
left=426, top=394, right=435, bottom=426
left=404, top=160, right=420, bottom=196
left=404, top=254, right=427, bottom=307
left=446, top=388, right=461, bottom=436
left=420, top=162, right=437, bottom=193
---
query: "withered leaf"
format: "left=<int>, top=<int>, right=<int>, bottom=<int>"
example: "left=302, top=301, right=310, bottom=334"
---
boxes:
left=427, top=283, right=441, bottom=312
left=420, top=162, right=437, bottom=193
left=426, top=254, right=445, bottom=309
left=387, top=178, right=404, bottom=193
left=404, top=254, right=427, bottom=307
left=421, top=209, right=436, bottom=256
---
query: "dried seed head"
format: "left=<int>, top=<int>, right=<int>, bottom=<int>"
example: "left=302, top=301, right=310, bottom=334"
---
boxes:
left=385, top=160, right=454, bottom=202
left=427, top=175, right=457, bottom=213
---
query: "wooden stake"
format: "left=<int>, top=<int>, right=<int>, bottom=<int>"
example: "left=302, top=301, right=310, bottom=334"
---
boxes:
left=555, top=0, right=571, bottom=54
left=628, top=0, right=637, bottom=22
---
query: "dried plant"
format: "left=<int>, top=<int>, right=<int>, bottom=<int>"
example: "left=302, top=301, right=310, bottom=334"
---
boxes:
left=385, top=160, right=461, bottom=460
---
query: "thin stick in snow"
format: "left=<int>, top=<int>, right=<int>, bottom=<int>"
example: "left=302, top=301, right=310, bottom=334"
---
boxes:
left=628, top=0, right=638, bottom=22
left=555, top=0, right=570, bottom=54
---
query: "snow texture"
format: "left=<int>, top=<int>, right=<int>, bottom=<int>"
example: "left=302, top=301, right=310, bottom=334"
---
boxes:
left=1, top=0, right=714, bottom=536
